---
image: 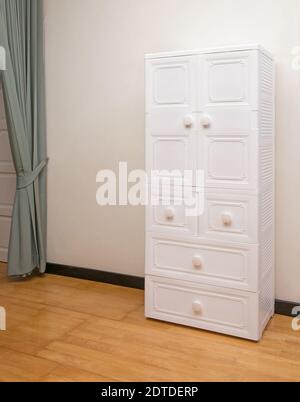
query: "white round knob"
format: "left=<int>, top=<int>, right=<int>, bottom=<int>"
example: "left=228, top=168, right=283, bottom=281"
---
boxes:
left=192, top=255, right=203, bottom=269
left=165, top=207, right=176, bottom=220
left=184, top=115, right=194, bottom=128
left=200, top=114, right=212, bottom=128
left=192, top=301, right=203, bottom=315
left=222, top=212, right=233, bottom=226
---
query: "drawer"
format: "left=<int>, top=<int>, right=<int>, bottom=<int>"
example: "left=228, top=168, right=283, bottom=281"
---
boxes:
left=147, top=189, right=258, bottom=244
left=145, top=276, right=260, bottom=341
left=146, top=234, right=258, bottom=292
left=147, top=188, right=198, bottom=237
left=200, top=191, right=258, bottom=244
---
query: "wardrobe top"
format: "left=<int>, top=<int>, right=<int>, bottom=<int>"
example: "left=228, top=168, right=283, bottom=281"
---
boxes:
left=145, top=44, right=273, bottom=60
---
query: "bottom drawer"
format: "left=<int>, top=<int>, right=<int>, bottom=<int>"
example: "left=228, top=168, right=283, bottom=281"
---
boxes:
left=146, top=234, right=258, bottom=292
left=145, top=276, right=261, bottom=341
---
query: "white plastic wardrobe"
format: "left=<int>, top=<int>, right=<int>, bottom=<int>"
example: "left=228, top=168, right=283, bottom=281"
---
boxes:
left=145, top=44, right=275, bottom=341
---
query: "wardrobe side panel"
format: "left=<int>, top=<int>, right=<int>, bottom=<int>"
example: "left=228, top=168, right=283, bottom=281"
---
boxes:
left=258, top=51, right=276, bottom=332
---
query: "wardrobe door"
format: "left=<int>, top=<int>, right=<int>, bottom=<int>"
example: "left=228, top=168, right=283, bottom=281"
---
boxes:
left=146, top=56, right=197, bottom=134
left=197, top=51, right=259, bottom=191
left=148, top=134, right=196, bottom=186
left=202, top=132, right=258, bottom=191
left=146, top=56, right=197, bottom=185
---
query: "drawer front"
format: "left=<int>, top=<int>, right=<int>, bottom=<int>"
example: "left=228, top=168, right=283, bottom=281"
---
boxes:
left=146, top=276, right=259, bottom=341
left=147, top=190, right=257, bottom=244
left=148, top=188, right=199, bottom=237
left=200, top=192, right=258, bottom=244
left=147, top=235, right=258, bottom=292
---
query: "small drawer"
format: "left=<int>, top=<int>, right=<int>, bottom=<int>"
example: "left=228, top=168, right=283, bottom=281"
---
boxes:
left=146, top=235, right=258, bottom=292
left=199, top=191, right=258, bottom=244
left=147, top=190, right=197, bottom=237
left=145, top=276, right=260, bottom=341
left=147, top=189, right=258, bottom=244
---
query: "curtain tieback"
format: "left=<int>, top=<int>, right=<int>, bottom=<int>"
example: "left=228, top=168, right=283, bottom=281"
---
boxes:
left=17, top=159, right=48, bottom=190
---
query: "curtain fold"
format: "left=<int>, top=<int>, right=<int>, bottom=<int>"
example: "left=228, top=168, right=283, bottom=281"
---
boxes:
left=0, top=0, right=47, bottom=277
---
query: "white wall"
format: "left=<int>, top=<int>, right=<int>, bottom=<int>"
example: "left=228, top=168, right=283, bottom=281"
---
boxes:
left=44, top=0, right=300, bottom=302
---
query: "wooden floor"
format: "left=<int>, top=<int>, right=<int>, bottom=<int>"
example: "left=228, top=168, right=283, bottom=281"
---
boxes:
left=0, top=262, right=299, bottom=382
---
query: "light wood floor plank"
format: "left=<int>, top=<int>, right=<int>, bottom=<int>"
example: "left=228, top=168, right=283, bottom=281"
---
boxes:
left=0, top=263, right=299, bottom=382
left=0, top=346, right=58, bottom=382
left=41, top=365, right=115, bottom=383
left=0, top=273, right=143, bottom=321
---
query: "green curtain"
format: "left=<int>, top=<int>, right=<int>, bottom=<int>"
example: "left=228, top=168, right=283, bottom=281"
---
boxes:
left=0, top=0, right=47, bottom=277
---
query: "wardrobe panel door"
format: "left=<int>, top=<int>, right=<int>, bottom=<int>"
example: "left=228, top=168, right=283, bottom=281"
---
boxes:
left=148, top=134, right=196, bottom=185
left=202, top=132, right=258, bottom=190
left=199, top=51, right=258, bottom=111
left=146, top=56, right=197, bottom=135
left=197, top=51, right=259, bottom=190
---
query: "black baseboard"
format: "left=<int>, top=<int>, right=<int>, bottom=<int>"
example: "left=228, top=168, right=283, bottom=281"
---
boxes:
left=46, top=263, right=145, bottom=290
left=275, top=299, right=300, bottom=317
left=46, top=264, right=299, bottom=317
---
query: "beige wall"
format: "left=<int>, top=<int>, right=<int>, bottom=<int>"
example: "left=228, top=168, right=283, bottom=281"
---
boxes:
left=44, top=0, right=300, bottom=302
